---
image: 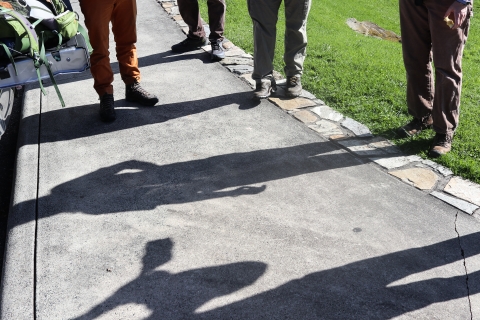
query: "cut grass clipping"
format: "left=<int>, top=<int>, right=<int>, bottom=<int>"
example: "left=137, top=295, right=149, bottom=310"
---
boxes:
left=199, top=1, right=480, bottom=184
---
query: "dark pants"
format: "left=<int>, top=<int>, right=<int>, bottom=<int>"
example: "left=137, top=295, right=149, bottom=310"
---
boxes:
left=400, top=0, right=471, bottom=134
left=177, top=0, right=226, bottom=42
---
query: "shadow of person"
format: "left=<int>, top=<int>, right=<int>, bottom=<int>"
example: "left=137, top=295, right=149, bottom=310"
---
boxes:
left=198, top=232, right=480, bottom=319
left=20, top=91, right=261, bottom=146
left=72, top=238, right=267, bottom=320
left=11, top=141, right=361, bottom=227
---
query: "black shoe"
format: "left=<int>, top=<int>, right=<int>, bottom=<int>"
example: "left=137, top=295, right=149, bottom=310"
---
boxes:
left=171, top=37, right=208, bottom=53
left=211, top=39, right=225, bottom=61
left=126, top=81, right=159, bottom=106
left=285, top=76, right=302, bottom=97
left=397, top=115, right=433, bottom=138
left=99, top=93, right=116, bottom=123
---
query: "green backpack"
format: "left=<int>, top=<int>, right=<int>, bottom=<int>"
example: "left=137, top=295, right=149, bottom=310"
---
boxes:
left=0, top=0, right=91, bottom=107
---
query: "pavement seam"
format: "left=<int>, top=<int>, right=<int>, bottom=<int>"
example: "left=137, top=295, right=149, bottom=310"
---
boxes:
left=33, top=90, right=44, bottom=319
left=157, top=0, right=480, bottom=217
left=454, top=212, right=473, bottom=320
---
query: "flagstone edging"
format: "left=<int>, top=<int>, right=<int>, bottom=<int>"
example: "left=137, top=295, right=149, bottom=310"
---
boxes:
left=156, top=0, right=480, bottom=217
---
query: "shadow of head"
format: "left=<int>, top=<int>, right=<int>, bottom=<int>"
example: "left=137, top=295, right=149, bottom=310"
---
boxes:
left=143, top=238, right=174, bottom=272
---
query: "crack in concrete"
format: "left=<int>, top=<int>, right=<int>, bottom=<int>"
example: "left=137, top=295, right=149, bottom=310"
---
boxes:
left=455, top=212, right=473, bottom=320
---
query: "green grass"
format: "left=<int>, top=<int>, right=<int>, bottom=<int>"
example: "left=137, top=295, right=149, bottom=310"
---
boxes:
left=199, top=1, right=480, bottom=183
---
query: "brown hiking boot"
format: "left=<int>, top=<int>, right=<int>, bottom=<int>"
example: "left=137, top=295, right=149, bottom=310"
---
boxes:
left=253, top=77, right=276, bottom=99
left=397, top=114, right=433, bottom=138
left=285, top=76, right=302, bottom=97
left=429, top=132, right=453, bottom=158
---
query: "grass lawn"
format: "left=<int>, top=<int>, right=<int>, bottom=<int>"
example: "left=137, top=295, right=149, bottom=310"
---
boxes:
left=199, top=1, right=480, bottom=183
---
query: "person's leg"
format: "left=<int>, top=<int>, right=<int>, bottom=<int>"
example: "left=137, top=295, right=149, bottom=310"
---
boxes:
left=112, top=0, right=158, bottom=106
left=283, top=0, right=311, bottom=77
left=79, top=0, right=116, bottom=122
left=248, top=0, right=281, bottom=98
left=248, top=0, right=281, bottom=80
left=207, top=0, right=226, bottom=60
left=171, top=0, right=208, bottom=52
left=428, top=0, right=471, bottom=134
left=426, top=0, right=471, bottom=156
left=398, top=0, right=434, bottom=136
left=207, top=0, right=226, bottom=42
left=79, top=0, right=115, bottom=97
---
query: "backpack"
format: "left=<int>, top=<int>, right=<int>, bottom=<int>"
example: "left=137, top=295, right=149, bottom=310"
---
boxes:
left=0, top=0, right=92, bottom=107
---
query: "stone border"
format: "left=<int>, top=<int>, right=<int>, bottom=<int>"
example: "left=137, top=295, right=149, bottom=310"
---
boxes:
left=157, top=0, right=480, bottom=217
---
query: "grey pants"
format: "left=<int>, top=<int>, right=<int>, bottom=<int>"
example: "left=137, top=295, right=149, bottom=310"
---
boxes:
left=400, top=0, right=471, bottom=134
left=247, top=0, right=311, bottom=80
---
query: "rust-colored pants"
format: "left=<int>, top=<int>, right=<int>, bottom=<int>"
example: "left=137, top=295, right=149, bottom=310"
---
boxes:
left=400, top=0, right=471, bottom=134
left=80, top=0, right=140, bottom=96
left=177, top=0, right=225, bottom=42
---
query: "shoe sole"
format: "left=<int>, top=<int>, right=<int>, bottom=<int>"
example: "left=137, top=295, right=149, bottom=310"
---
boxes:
left=211, top=54, right=225, bottom=61
left=126, top=97, right=159, bottom=107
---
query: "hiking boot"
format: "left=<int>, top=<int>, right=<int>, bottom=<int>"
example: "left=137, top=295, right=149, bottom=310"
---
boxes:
left=285, top=76, right=302, bottom=97
left=211, top=39, right=225, bottom=61
left=126, top=81, right=159, bottom=106
left=397, top=115, right=433, bottom=138
left=253, top=78, right=277, bottom=100
left=99, top=93, right=116, bottom=123
left=171, top=37, right=208, bottom=53
left=429, top=132, right=453, bottom=158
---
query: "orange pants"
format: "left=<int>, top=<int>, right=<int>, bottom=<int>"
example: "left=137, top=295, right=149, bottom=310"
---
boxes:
left=79, top=0, right=141, bottom=96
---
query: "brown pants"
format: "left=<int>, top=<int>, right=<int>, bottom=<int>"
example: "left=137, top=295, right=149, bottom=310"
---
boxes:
left=400, top=0, right=471, bottom=134
left=80, top=0, right=140, bottom=96
left=177, top=0, right=226, bottom=42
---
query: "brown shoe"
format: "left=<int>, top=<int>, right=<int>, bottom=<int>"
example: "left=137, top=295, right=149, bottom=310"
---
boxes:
left=429, top=132, right=453, bottom=158
left=397, top=115, right=433, bottom=137
left=285, top=76, right=302, bottom=97
left=253, top=78, right=276, bottom=99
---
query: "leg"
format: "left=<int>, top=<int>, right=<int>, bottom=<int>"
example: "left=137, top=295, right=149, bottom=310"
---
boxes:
left=79, top=0, right=115, bottom=96
left=247, top=0, right=282, bottom=80
left=427, top=0, right=471, bottom=134
left=177, top=0, right=206, bottom=40
left=284, top=0, right=311, bottom=77
left=111, top=0, right=140, bottom=86
left=399, top=0, right=434, bottom=121
left=207, top=0, right=226, bottom=42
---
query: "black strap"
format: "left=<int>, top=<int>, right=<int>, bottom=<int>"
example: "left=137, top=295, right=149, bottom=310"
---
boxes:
left=415, top=0, right=424, bottom=5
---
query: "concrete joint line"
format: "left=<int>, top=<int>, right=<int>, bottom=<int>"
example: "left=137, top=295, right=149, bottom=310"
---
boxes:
left=454, top=212, right=473, bottom=320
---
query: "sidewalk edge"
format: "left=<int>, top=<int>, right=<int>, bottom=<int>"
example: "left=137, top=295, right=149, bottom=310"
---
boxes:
left=1, top=85, right=41, bottom=320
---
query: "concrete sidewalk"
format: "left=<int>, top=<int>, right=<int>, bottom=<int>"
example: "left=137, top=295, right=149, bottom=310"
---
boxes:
left=2, top=0, right=480, bottom=319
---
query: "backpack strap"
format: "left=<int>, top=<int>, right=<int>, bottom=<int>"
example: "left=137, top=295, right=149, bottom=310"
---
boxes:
left=0, top=41, right=18, bottom=75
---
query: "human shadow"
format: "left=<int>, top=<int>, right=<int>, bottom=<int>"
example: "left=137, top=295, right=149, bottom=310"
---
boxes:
left=12, top=141, right=362, bottom=228
left=44, top=49, right=218, bottom=87
left=71, top=233, right=480, bottom=319
left=72, top=238, right=267, bottom=320
left=198, top=232, right=480, bottom=319
left=19, top=91, right=260, bottom=146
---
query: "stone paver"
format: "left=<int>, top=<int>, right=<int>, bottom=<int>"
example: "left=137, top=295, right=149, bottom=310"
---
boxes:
left=311, top=105, right=344, bottom=122
left=269, top=97, right=317, bottom=111
left=292, top=110, right=318, bottom=123
left=389, top=168, right=439, bottom=190
left=431, top=191, right=479, bottom=215
left=444, top=177, right=480, bottom=206
left=341, top=117, right=372, bottom=137
left=370, top=156, right=417, bottom=170
left=220, top=57, right=254, bottom=66
left=308, top=120, right=344, bottom=136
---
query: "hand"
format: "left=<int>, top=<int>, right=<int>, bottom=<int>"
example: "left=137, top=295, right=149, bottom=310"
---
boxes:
left=444, top=1, right=469, bottom=29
